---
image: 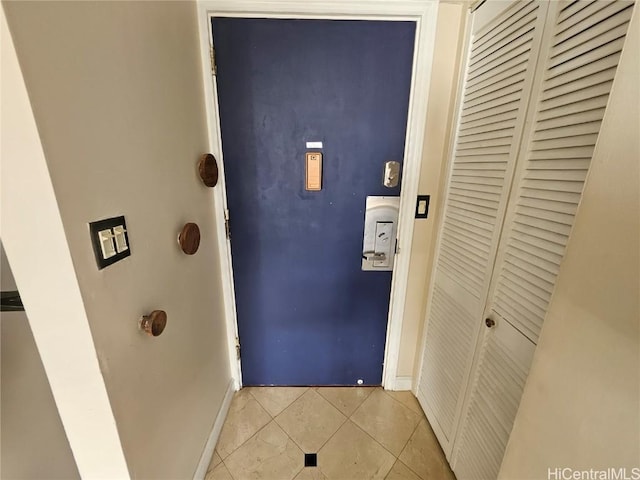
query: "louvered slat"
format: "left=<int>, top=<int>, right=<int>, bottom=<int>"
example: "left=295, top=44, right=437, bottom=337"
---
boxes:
left=552, top=16, right=632, bottom=60
left=454, top=4, right=633, bottom=468
left=554, top=1, right=632, bottom=42
left=465, top=61, right=528, bottom=96
left=471, top=11, right=537, bottom=67
left=472, top=0, right=536, bottom=53
left=532, top=121, right=601, bottom=140
left=453, top=324, right=535, bottom=480
left=535, top=106, right=606, bottom=131
left=419, top=0, right=545, bottom=451
left=420, top=283, right=478, bottom=439
left=461, top=99, right=522, bottom=124
left=468, top=32, right=535, bottom=78
left=543, top=52, right=621, bottom=90
left=539, top=81, right=613, bottom=111
left=492, top=0, right=634, bottom=343
left=557, top=0, right=596, bottom=23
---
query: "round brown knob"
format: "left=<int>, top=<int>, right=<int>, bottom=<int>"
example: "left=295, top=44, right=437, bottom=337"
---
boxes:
left=485, top=317, right=495, bottom=328
left=140, top=310, right=167, bottom=337
left=198, top=153, right=219, bottom=187
left=178, top=223, right=200, bottom=255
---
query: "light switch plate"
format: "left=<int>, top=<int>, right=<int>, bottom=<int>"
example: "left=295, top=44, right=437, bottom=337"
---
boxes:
left=89, top=216, right=131, bottom=269
left=415, top=195, right=430, bottom=219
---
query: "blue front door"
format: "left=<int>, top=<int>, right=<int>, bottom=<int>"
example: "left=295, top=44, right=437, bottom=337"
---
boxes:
left=213, top=18, right=415, bottom=385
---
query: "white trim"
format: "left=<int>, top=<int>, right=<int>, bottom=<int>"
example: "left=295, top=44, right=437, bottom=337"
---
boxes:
left=196, top=0, right=440, bottom=389
left=415, top=4, right=472, bottom=457
left=416, top=389, right=454, bottom=462
left=381, top=1, right=440, bottom=391
left=1, top=10, right=130, bottom=478
left=196, top=4, right=242, bottom=389
left=392, top=376, right=414, bottom=391
left=193, top=380, right=236, bottom=480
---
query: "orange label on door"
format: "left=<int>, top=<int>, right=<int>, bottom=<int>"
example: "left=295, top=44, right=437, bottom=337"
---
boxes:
left=305, top=152, right=322, bottom=191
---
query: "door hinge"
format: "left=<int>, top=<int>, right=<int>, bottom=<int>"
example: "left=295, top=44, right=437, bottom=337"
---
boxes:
left=235, top=337, right=241, bottom=360
left=210, top=43, right=217, bottom=76
left=224, top=209, right=231, bottom=240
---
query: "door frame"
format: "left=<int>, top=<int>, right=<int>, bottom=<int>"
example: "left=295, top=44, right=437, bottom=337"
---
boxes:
left=196, top=0, right=440, bottom=390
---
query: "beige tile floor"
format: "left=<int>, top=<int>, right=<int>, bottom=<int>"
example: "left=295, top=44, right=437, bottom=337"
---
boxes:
left=205, top=387, right=456, bottom=480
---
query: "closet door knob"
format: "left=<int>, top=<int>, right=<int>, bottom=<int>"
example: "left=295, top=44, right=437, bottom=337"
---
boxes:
left=485, top=317, right=495, bottom=328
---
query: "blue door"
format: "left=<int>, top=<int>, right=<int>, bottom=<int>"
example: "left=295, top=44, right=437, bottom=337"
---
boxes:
left=213, top=18, right=415, bottom=385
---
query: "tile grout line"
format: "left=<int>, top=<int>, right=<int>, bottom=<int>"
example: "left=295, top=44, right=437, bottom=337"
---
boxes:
left=218, top=387, right=429, bottom=480
left=343, top=418, right=401, bottom=476
left=219, top=459, right=237, bottom=480
left=315, top=386, right=375, bottom=418
left=275, top=388, right=351, bottom=457
left=379, top=388, right=439, bottom=480
left=391, top=398, right=424, bottom=457
left=394, top=420, right=428, bottom=480
left=347, top=414, right=400, bottom=463
left=216, top=390, right=275, bottom=462
left=220, top=418, right=305, bottom=480
left=346, top=391, right=425, bottom=476
left=247, top=386, right=310, bottom=418
left=380, top=389, right=424, bottom=417
left=307, top=386, right=413, bottom=465
left=311, top=387, right=372, bottom=453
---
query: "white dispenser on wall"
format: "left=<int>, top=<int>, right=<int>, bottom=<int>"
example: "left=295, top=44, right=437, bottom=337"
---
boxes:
left=361, top=196, right=400, bottom=272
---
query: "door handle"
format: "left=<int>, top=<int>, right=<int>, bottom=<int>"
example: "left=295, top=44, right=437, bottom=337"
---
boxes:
left=362, top=251, right=387, bottom=262
left=361, top=196, right=399, bottom=271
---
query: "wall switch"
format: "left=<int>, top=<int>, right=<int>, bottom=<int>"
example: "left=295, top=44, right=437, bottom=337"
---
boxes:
left=98, top=229, right=116, bottom=259
left=113, top=225, right=128, bottom=253
left=415, top=195, right=430, bottom=219
left=89, top=216, right=131, bottom=269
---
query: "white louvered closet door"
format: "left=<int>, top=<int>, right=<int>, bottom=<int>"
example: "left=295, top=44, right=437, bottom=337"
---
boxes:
left=451, top=1, right=636, bottom=479
left=489, top=0, right=637, bottom=343
left=416, top=0, right=549, bottom=454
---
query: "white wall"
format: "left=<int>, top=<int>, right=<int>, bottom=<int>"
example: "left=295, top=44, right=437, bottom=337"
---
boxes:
left=499, top=7, right=640, bottom=478
left=2, top=1, right=230, bottom=477
left=1, top=244, right=79, bottom=479
left=397, top=2, right=467, bottom=380
left=1, top=7, right=130, bottom=477
left=2, top=313, right=80, bottom=480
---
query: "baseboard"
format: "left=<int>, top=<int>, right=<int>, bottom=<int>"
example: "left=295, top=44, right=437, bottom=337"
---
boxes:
left=390, top=376, right=413, bottom=391
left=193, top=379, right=236, bottom=480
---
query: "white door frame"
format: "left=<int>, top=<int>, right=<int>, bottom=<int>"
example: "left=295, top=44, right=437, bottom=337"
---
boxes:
left=196, top=0, right=439, bottom=390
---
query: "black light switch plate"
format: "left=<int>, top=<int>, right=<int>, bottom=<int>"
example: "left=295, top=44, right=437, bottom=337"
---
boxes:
left=415, top=195, right=430, bottom=219
left=89, top=216, right=131, bottom=270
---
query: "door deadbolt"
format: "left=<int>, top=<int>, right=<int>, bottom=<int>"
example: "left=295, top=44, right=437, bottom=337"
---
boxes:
left=383, top=161, right=400, bottom=188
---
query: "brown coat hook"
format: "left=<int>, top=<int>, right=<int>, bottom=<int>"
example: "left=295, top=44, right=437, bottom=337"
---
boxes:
left=140, top=310, right=167, bottom=337
left=178, top=223, right=200, bottom=255
left=198, top=153, right=219, bottom=187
